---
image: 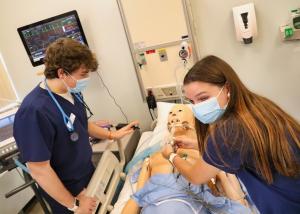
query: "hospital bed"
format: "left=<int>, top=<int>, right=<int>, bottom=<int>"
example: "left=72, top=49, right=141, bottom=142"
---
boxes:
left=87, top=138, right=126, bottom=213
left=110, top=102, right=190, bottom=213
left=86, top=102, right=186, bottom=213
left=87, top=130, right=157, bottom=214
left=87, top=128, right=141, bottom=214
left=87, top=102, right=258, bottom=214
left=110, top=131, right=156, bottom=213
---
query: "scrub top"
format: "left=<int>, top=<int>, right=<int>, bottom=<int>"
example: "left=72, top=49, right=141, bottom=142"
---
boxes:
left=13, top=85, right=95, bottom=197
left=203, top=124, right=300, bottom=214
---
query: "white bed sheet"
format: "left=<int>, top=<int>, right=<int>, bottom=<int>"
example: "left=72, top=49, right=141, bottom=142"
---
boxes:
left=111, top=131, right=154, bottom=214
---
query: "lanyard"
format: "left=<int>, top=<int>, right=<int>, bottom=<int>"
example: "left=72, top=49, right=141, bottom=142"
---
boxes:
left=44, top=80, right=75, bottom=132
left=73, top=93, right=94, bottom=119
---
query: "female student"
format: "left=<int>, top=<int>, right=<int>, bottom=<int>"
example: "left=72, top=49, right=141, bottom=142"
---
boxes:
left=163, top=55, right=300, bottom=214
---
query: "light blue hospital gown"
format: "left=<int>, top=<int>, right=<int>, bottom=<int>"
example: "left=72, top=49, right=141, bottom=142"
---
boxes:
left=131, top=173, right=252, bottom=214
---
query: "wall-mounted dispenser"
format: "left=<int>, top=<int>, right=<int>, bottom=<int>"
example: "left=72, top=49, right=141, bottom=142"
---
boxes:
left=280, top=8, right=300, bottom=41
left=232, top=3, right=258, bottom=44
left=292, top=8, right=300, bottom=29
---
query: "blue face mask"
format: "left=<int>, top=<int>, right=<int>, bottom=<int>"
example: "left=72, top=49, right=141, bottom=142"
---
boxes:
left=68, top=77, right=90, bottom=93
left=62, top=70, right=90, bottom=93
left=192, top=86, right=227, bottom=124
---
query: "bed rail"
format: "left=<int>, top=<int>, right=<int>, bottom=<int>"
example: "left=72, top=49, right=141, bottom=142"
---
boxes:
left=86, top=139, right=126, bottom=214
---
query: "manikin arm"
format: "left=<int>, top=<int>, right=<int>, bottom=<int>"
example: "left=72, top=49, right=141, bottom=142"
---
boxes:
left=121, top=158, right=151, bottom=214
left=216, top=172, right=249, bottom=207
left=162, top=144, right=220, bottom=184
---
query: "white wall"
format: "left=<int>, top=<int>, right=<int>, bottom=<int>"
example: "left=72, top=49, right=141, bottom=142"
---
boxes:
left=121, top=0, right=192, bottom=94
left=122, top=0, right=187, bottom=47
left=0, top=0, right=299, bottom=129
left=189, top=0, right=300, bottom=120
left=0, top=0, right=152, bottom=130
left=0, top=52, right=18, bottom=108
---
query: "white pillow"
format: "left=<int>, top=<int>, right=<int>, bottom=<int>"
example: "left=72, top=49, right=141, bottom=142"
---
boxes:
left=156, top=102, right=176, bottom=129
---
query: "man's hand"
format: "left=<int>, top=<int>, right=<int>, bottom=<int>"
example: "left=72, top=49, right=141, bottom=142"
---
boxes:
left=93, top=120, right=111, bottom=128
left=162, top=144, right=175, bottom=159
left=76, top=189, right=97, bottom=214
left=112, top=120, right=139, bottom=139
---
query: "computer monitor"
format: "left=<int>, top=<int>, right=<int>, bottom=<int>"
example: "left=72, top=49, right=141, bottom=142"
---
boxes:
left=0, top=106, right=18, bottom=159
left=17, top=10, right=88, bottom=67
left=0, top=113, right=15, bottom=143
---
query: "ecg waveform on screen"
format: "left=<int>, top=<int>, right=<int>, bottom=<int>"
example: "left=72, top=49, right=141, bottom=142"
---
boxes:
left=21, top=15, right=85, bottom=62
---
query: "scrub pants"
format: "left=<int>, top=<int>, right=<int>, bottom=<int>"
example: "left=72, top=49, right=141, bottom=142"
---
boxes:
left=40, top=171, right=93, bottom=213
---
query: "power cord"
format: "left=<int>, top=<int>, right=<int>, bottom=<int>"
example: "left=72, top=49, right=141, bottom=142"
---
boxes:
left=146, top=90, right=157, bottom=121
left=95, top=71, right=129, bottom=123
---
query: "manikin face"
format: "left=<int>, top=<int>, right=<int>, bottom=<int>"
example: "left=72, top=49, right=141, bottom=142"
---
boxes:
left=167, top=104, right=196, bottom=138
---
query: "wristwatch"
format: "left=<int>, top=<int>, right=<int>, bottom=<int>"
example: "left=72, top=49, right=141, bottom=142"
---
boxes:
left=168, top=153, right=178, bottom=165
left=67, top=197, right=80, bottom=212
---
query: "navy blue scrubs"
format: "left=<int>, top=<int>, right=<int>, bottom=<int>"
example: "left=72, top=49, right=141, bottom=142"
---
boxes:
left=203, top=126, right=300, bottom=214
left=14, top=85, right=95, bottom=213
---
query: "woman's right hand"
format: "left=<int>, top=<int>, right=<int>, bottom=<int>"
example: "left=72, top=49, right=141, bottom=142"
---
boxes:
left=174, top=135, right=198, bottom=150
left=76, top=189, right=97, bottom=214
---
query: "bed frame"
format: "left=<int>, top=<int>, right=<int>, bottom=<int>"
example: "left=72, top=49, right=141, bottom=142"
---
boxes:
left=86, top=130, right=140, bottom=214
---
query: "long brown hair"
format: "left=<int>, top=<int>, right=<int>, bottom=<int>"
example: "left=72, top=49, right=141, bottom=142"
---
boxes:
left=184, top=55, right=300, bottom=183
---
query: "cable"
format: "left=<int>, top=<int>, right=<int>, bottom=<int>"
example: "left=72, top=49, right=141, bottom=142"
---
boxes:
left=148, top=108, right=154, bottom=121
left=152, top=108, right=157, bottom=118
left=173, top=60, right=191, bottom=104
left=13, top=158, right=30, bottom=174
left=146, top=90, right=157, bottom=121
left=95, top=71, right=129, bottom=123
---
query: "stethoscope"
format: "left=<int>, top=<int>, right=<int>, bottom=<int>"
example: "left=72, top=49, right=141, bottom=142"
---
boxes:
left=44, top=79, right=93, bottom=142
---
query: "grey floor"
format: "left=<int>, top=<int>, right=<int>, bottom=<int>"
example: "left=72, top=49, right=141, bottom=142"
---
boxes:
left=22, top=199, right=46, bottom=214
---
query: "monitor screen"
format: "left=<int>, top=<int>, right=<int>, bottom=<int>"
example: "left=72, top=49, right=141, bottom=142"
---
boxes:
left=17, top=10, right=88, bottom=67
left=0, top=114, right=15, bottom=143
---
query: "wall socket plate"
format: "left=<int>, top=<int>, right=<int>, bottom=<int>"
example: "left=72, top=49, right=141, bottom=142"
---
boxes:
left=146, top=84, right=182, bottom=101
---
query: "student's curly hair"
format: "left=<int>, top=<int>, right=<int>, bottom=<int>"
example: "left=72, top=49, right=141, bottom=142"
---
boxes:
left=44, top=38, right=98, bottom=79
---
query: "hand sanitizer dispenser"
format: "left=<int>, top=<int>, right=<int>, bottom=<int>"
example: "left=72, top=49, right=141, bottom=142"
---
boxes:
left=232, top=3, right=258, bottom=44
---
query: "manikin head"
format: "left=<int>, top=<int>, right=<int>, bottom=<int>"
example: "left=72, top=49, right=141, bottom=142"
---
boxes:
left=167, top=104, right=196, bottom=139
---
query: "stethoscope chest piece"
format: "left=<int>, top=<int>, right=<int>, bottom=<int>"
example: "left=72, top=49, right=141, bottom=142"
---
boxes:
left=45, top=79, right=93, bottom=143
left=70, top=131, right=79, bottom=142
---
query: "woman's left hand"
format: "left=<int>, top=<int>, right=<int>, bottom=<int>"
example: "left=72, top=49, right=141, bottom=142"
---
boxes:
left=112, top=120, right=139, bottom=139
left=162, top=144, right=175, bottom=159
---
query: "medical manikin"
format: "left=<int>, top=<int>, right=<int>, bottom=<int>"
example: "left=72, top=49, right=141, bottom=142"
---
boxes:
left=122, top=104, right=252, bottom=214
